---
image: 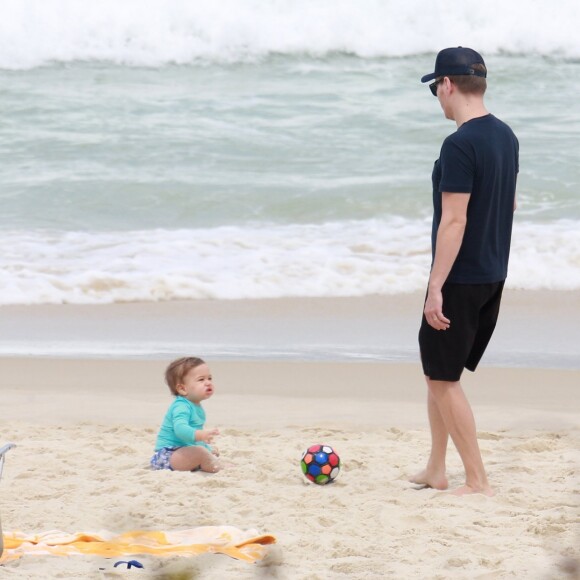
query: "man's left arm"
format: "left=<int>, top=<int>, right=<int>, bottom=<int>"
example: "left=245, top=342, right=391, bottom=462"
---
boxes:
left=424, top=192, right=470, bottom=330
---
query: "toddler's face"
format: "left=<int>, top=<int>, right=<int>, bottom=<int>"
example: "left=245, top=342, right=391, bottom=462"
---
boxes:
left=177, top=364, right=214, bottom=404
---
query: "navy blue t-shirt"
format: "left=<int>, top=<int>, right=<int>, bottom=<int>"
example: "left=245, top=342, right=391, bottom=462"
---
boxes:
left=431, top=114, right=519, bottom=283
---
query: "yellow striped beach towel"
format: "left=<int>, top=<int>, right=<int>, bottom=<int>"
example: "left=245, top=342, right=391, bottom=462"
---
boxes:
left=1, top=527, right=276, bottom=564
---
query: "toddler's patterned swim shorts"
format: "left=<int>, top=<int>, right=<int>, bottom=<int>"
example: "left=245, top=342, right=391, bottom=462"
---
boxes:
left=150, top=447, right=178, bottom=470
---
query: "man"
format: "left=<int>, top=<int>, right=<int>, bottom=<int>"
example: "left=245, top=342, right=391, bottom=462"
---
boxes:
left=411, top=47, right=519, bottom=496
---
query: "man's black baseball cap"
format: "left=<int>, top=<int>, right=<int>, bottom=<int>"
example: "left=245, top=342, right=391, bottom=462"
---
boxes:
left=421, top=47, right=487, bottom=83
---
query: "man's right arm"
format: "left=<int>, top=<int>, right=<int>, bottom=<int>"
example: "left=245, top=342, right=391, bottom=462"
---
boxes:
left=424, top=192, right=470, bottom=330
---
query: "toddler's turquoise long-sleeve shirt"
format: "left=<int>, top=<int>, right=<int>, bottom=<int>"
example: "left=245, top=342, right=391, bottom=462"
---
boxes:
left=154, top=396, right=210, bottom=451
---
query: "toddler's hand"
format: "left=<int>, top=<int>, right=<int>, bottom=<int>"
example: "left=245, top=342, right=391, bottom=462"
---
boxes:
left=197, top=428, right=220, bottom=444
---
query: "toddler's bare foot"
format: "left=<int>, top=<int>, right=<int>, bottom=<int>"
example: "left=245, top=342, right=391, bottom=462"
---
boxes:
left=199, top=458, right=222, bottom=473
left=209, top=459, right=237, bottom=472
left=409, top=468, right=448, bottom=490
left=210, top=460, right=222, bottom=473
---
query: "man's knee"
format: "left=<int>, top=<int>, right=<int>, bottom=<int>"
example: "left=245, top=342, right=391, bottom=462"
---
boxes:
left=426, top=376, right=461, bottom=397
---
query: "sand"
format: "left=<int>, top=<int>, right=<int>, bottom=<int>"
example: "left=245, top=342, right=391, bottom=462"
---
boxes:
left=1, top=355, right=579, bottom=579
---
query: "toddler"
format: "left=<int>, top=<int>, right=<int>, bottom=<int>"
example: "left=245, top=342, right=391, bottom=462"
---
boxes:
left=150, top=357, right=221, bottom=472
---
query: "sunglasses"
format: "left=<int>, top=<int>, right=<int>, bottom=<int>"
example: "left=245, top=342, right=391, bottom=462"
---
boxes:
left=429, top=78, right=444, bottom=97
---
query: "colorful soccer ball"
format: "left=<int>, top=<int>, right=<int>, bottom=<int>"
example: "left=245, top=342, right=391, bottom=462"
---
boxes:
left=300, top=444, right=340, bottom=485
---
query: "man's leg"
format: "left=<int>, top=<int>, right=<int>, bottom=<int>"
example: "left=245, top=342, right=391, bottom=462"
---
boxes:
left=427, top=378, right=493, bottom=496
left=410, top=378, right=449, bottom=489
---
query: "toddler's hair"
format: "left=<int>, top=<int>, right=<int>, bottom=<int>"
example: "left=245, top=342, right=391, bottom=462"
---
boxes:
left=165, top=357, right=206, bottom=396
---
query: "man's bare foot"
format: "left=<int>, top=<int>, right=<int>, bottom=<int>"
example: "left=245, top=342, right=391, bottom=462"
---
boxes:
left=450, top=484, right=495, bottom=497
left=409, top=469, right=448, bottom=490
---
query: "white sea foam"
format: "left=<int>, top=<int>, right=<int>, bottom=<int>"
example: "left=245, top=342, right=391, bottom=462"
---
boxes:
left=0, top=0, right=578, bottom=69
left=0, top=219, right=578, bottom=305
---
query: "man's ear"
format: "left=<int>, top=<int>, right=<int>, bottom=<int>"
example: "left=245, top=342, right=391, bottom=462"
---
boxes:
left=445, top=77, right=457, bottom=95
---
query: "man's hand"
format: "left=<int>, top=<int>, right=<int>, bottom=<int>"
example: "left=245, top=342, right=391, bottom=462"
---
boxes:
left=424, top=288, right=450, bottom=330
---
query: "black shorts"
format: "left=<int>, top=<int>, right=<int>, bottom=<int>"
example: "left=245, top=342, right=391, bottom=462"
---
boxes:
left=418, top=281, right=505, bottom=382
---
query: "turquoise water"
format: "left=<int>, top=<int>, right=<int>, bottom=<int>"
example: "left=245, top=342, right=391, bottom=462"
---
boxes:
left=0, top=1, right=579, bottom=304
left=2, top=55, right=579, bottom=230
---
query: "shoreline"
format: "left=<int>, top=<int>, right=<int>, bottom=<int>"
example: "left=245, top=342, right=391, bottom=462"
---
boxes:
left=1, top=289, right=580, bottom=369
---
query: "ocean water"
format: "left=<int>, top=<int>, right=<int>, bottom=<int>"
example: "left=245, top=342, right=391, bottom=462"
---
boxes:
left=1, top=0, right=580, bottom=305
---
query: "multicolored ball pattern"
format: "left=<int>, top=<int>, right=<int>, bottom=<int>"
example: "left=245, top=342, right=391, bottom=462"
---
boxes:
left=300, top=444, right=340, bottom=485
